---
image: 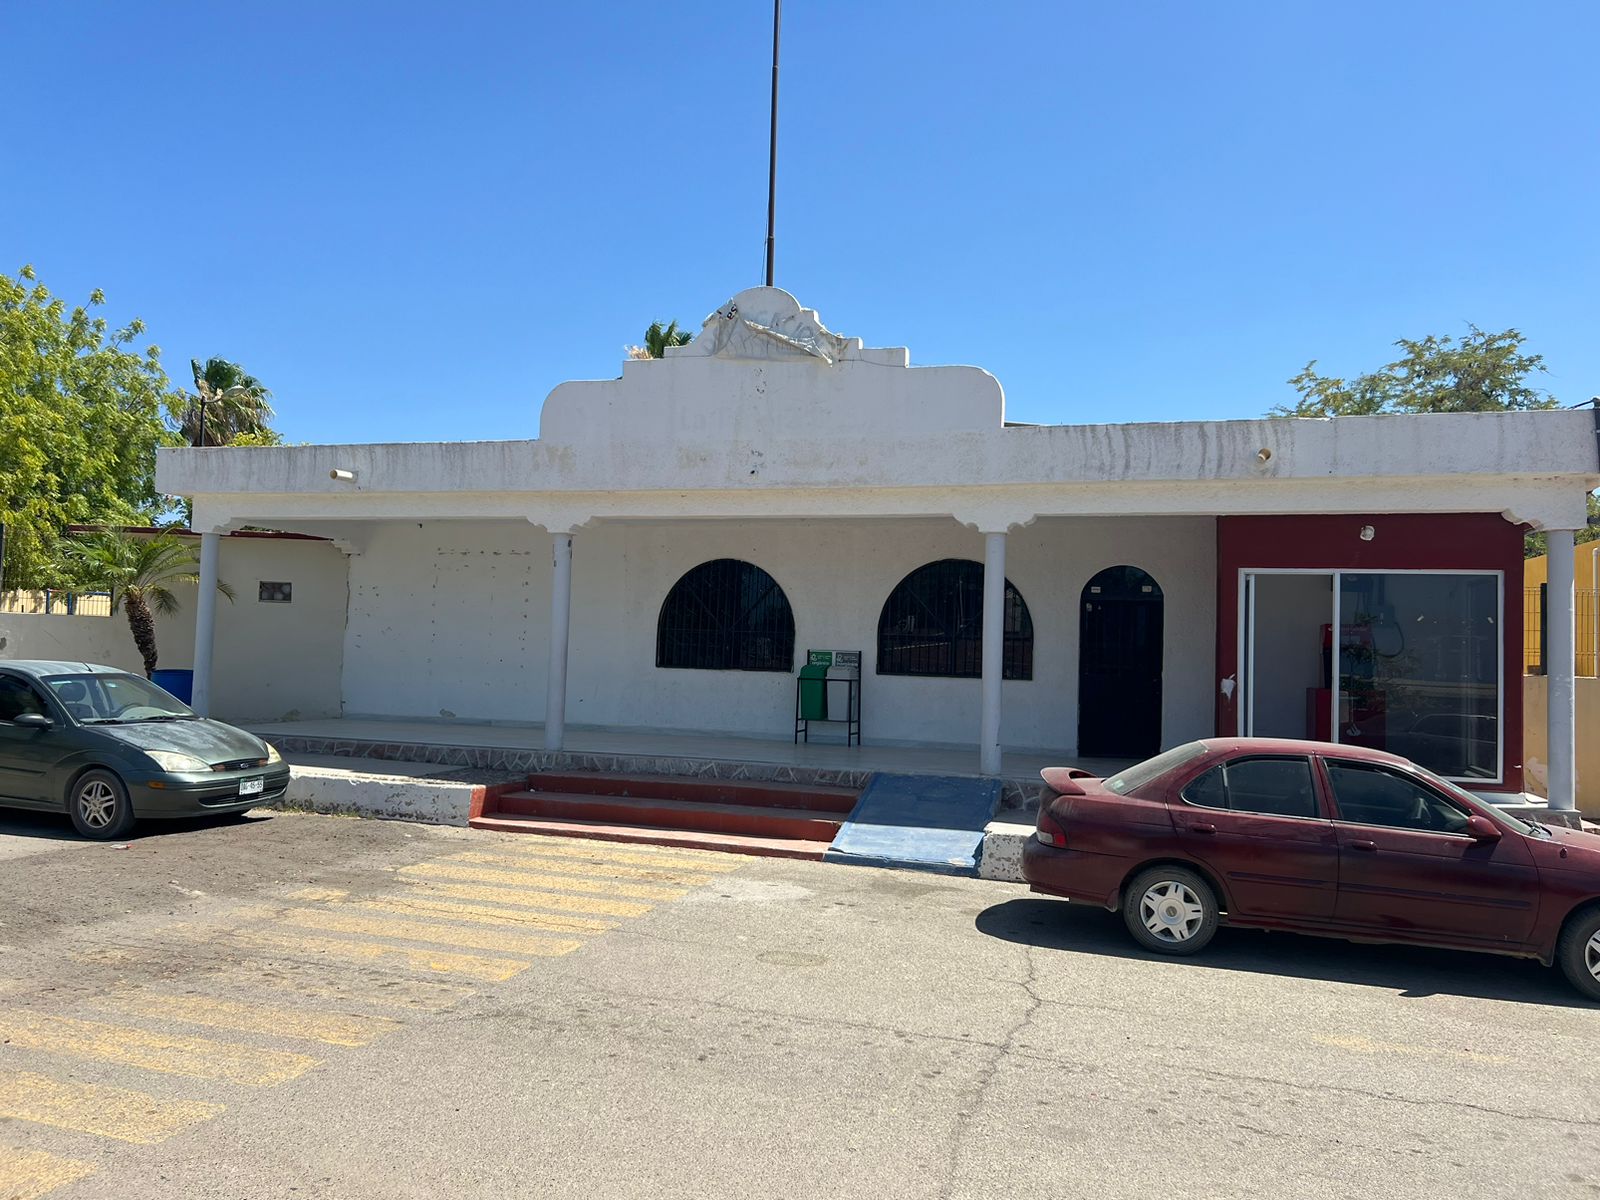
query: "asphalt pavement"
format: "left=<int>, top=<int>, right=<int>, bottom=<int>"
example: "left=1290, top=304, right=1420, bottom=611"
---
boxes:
left=0, top=807, right=1595, bottom=1200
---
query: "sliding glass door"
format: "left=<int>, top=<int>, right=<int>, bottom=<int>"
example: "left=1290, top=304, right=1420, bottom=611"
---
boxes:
left=1241, top=570, right=1503, bottom=784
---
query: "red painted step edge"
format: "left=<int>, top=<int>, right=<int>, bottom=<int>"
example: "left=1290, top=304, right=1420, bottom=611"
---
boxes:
left=521, top=772, right=859, bottom=814
left=491, top=790, right=843, bottom=842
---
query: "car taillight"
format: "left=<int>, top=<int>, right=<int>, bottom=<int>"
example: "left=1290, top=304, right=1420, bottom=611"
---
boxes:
left=1035, top=798, right=1069, bottom=847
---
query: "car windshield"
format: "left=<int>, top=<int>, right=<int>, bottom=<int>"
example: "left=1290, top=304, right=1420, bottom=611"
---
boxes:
left=1103, top=741, right=1210, bottom=796
left=44, top=673, right=197, bottom=724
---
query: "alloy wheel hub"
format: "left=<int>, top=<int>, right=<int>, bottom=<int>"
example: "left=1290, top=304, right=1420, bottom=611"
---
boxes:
left=78, top=781, right=116, bottom=829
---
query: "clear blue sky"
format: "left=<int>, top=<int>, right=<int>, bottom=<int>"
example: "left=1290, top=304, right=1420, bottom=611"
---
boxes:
left=6, top=1, right=1597, bottom=443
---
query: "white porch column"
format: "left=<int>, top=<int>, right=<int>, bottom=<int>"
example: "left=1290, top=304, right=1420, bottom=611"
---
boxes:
left=544, top=532, right=574, bottom=751
left=1547, top=528, right=1577, bottom=812
left=191, top=530, right=221, bottom=716
left=980, top=530, right=1007, bottom=776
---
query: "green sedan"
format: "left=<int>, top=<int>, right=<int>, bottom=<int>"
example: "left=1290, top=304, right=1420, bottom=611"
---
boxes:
left=0, top=660, right=290, bottom=839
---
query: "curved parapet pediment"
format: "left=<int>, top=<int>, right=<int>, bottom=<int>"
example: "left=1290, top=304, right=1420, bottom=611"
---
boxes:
left=538, top=287, right=1004, bottom=455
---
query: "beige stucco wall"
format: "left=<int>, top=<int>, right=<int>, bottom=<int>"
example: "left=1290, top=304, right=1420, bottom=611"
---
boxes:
left=0, top=536, right=348, bottom=723
left=1521, top=674, right=1600, bottom=818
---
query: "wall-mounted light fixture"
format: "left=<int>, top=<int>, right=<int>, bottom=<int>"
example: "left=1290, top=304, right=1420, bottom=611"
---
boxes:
left=1359, top=525, right=1376, bottom=541
left=330, top=468, right=356, bottom=482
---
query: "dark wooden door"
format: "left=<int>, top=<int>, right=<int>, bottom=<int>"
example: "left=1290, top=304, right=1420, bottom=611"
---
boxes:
left=1078, top=566, right=1163, bottom=759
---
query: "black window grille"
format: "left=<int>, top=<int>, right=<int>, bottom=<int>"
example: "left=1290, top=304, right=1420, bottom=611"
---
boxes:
left=877, top=559, right=1033, bottom=680
left=656, top=559, right=796, bottom=673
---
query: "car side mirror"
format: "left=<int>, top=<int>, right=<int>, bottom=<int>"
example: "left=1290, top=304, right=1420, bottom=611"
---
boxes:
left=11, top=712, right=53, bottom=730
left=1465, top=813, right=1502, bottom=842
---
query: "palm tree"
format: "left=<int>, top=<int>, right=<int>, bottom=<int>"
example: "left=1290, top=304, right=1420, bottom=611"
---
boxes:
left=626, top=321, right=694, bottom=360
left=63, top=530, right=234, bottom=677
left=179, top=357, right=277, bottom=447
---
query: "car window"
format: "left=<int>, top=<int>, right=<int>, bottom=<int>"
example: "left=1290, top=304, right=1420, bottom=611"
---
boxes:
left=1181, top=757, right=1319, bottom=818
left=1103, top=741, right=1209, bottom=795
left=44, top=673, right=194, bottom=722
left=0, top=676, right=47, bottom=723
left=1325, top=761, right=1472, bottom=834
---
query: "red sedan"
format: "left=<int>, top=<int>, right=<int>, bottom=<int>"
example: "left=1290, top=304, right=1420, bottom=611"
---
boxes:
left=1022, top=738, right=1600, bottom=1001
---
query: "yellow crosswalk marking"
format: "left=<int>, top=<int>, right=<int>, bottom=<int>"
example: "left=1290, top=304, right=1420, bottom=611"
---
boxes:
left=95, top=991, right=401, bottom=1048
left=400, top=879, right=653, bottom=918
left=0, top=1069, right=222, bottom=1145
left=0, top=1011, right=318, bottom=1087
left=218, top=958, right=475, bottom=1012
left=402, top=860, right=685, bottom=902
left=277, top=908, right=582, bottom=958
left=448, top=849, right=716, bottom=886
left=230, top=929, right=530, bottom=982
left=288, top=886, right=349, bottom=902
left=0, top=1144, right=94, bottom=1199
left=345, top=895, right=618, bottom=933
left=486, top=839, right=743, bottom=873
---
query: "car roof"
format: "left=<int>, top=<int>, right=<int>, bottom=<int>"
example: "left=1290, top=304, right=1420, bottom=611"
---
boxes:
left=1200, top=736, right=1413, bottom=767
left=0, top=660, right=127, bottom=680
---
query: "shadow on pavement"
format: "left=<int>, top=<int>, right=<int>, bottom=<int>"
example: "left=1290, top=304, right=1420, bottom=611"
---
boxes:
left=0, top=806, right=275, bottom=844
left=976, top=896, right=1589, bottom=1008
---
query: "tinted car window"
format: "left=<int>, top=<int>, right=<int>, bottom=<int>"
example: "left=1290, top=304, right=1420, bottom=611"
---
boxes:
left=0, top=677, right=46, bottom=723
left=1104, top=741, right=1209, bottom=795
left=1325, top=761, right=1471, bottom=834
left=1181, top=757, right=1319, bottom=818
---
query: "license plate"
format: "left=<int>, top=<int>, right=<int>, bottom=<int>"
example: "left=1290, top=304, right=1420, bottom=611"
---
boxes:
left=239, top=777, right=265, bottom=797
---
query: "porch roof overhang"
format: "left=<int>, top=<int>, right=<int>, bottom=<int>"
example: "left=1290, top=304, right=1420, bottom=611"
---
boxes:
left=158, top=408, right=1600, bottom=539
left=153, top=287, right=1600, bottom=538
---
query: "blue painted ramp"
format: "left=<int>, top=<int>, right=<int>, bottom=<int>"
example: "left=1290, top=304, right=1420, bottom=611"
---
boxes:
left=823, top=774, right=1003, bottom=876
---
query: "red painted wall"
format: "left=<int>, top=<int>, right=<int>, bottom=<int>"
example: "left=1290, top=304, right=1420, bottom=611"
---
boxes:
left=1215, top=514, right=1526, bottom=792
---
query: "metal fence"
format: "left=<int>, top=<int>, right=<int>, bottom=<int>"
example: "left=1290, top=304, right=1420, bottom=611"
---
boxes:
left=1524, top=586, right=1600, bottom=676
left=0, top=589, right=113, bottom=618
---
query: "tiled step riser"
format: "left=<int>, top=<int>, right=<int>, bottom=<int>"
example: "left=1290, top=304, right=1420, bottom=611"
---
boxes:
left=467, top=816, right=829, bottom=860
left=523, top=773, right=858, bottom=814
left=494, top=792, right=842, bottom=842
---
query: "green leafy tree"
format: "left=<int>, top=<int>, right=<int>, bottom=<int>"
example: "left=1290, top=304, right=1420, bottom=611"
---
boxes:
left=62, top=530, right=234, bottom=676
left=1272, top=326, right=1558, bottom=417
left=175, top=356, right=279, bottom=447
left=627, top=320, right=694, bottom=360
left=0, top=266, right=179, bottom=590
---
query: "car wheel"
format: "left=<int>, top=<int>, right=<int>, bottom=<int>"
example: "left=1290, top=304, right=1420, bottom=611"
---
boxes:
left=68, top=769, right=135, bottom=840
left=1123, top=866, right=1219, bottom=956
left=1556, top=906, right=1600, bottom=1003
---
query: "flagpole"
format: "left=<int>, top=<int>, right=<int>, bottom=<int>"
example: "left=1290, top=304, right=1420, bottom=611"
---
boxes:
left=764, top=0, right=781, bottom=286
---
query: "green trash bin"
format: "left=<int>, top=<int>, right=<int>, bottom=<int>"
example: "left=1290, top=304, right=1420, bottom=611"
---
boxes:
left=798, top=661, right=829, bottom=721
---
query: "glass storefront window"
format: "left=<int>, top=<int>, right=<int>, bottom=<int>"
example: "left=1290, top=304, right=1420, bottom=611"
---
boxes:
left=1337, top=573, right=1501, bottom=780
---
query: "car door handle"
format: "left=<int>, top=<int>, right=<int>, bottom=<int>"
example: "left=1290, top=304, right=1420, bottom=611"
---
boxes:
left=1190, top=822, right=1217, bottom=835
left=1349, top=839, right=1378, bottom=852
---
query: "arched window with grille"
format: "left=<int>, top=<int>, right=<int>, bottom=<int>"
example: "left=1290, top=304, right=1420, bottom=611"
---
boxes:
left=877, top=559, right=1033, bottom=680
left=656, top=559, right=796, bottom=673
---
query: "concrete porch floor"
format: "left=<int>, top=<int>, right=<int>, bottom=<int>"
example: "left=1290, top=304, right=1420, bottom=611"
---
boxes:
left=246, top=717, right=1130, bottom=807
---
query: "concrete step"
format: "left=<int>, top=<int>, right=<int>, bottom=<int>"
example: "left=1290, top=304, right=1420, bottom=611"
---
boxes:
left=467, top=813, right=832, bottom=860
left=491, top=790, right=846, bottom=842
left=521, top=772, right=859, bottom=814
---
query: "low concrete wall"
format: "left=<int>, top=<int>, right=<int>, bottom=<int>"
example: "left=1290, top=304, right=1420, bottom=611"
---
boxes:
left=280, top=763, right=485, bottom=826
left=978, top=819, right=1032, bottom=882
left=1521, top=675, right=1600, bottom=820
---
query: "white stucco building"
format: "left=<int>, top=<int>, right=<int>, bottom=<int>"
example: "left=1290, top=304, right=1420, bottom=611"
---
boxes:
left=156, top=287, right=1599, bottom=811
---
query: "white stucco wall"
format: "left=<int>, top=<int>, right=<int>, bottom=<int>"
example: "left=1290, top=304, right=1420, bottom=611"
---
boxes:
left=342, top=521, right=548, bottom=722
left=0, top=536, right=348, bottom=723
left=336, top=515, right=1215, bottom=756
